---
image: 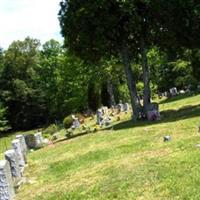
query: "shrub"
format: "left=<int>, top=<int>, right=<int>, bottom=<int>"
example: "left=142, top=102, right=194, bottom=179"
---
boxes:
left=63, top=115, right=73, bottom=129
left=43, top=124, right=58, bottom=136
left=75, top=113, right=85, bottom=124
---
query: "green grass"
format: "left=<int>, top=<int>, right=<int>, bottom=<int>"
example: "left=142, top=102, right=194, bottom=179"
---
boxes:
left=0, top=129, right=37, bottom=159
left=6, top=94, right=200, bottom=199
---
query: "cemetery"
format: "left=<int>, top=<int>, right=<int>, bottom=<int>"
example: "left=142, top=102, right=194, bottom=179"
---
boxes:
left=0, top=0, right=200, bottom=199
left=0, top=93, right=199, bottom=199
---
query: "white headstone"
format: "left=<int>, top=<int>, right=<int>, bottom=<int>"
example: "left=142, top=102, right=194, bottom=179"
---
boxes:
left=4, top=150, right=21, bottom=178
left=16, top=135, right=27, bottom=154
left=0, top=160, right=15, bottom=200
left=34, top=132, right=43, bottom=148
left=12, top=139, right=25, bottom=170
left=123, top=103, right=129, bottom=112
left=16, top=135, right=27, bottom=164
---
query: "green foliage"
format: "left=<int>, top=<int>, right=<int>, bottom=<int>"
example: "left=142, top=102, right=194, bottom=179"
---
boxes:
left=63, top=115, right=73, bottom=129
left=43, top=124, right=58, bottom=136
left=0, top=103, right=10, bottom=133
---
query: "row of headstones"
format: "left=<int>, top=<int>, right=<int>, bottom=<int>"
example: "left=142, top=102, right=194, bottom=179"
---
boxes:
left=0, top=132, right=44, bottom=200
left=161, top=85, right=200, bottom=98
left=161, top=87, right=179, bottom=97
left=96, top=103, right=130, bottom=126
left=116, top=103, right=130, bottom=113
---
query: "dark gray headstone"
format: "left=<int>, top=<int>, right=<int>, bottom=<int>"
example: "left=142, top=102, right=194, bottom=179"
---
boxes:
left=25, top=134, right=37, bottom=149
left=0, top=160, right=15, bottom=200
left=147, top=103, right=160, bottom=121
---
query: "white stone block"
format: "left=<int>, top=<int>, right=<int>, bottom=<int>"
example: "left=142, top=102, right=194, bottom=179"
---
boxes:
left=12, top=139, right=25, bottom=170
left=4, top=150, right=21, bottom=178
left=0, top=160, right=15, bottom=200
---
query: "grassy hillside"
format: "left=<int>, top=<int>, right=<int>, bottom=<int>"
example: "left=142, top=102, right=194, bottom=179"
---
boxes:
left=13, top=94, right=200, bottom=199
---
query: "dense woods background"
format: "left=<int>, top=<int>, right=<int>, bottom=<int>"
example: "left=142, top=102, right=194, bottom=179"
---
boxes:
left=0, top=0, right=200, bottom=131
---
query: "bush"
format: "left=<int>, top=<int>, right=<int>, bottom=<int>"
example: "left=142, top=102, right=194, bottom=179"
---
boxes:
left=63, top=115, right=73, bottom=129
left=43, top=124, right=58, bottom=136
left=75, top=113, right=85, bottom=124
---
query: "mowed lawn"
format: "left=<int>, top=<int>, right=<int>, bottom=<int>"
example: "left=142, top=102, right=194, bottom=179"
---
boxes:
left=15, top=94, right=200, bottom=200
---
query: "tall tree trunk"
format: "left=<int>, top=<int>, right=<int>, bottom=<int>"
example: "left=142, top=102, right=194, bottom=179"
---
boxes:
left=107, top=79, right=116, bottom=107
left=87, top=80, right=101, bottom=111
left=120, top=41, right=141, bottom=120
left=141, top=37, right=151, bottom=115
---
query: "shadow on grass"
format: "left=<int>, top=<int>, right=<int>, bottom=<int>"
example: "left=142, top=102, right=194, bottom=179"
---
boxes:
left=112, top=104, right=200, bottom=131
left=54, top=130, right=94, bottom=144
left=54, top=103, right=200, bottom=143
left=159, top=94, right=192, bottom=104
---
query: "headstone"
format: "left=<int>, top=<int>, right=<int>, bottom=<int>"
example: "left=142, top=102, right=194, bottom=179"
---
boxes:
left=0, top=160, right=15, bottom=200
left=71, top=115, right=80, bottom=129
left=25, top=132, right=44, bottom=149
left=12, top=139, right=25, bottom=171
left=179, top=90, right=185, bottom=94
left=164, top=91, right=168, bottom=97
left=104, top=116, right=111, bottom=126
left=24, top=134, right=37, bottom=149
left=34, top=132, right=44, bottom=148
left=169, top=87, right=178, bottom=96
left=16, top=135, right=27, bottom=163
left=147, top=103, right=159, bottom=112
left=147, top=103, right=160, bottom=121
left=163, top=136, right=171, bottom=142
left=4, top=150, right=21, bottom=178
left=96, top=109, right=103, bottom=126
left=117, top=103, right=124, bottom=112
left=16, top=135, right=27, bottom=154
left=4, top=150, right=22, bottom=186
left=123, top=103, right=129, bottom=112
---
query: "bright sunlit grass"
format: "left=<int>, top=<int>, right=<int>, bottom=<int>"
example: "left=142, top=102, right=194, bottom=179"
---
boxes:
left=6, top=94, right=200, bottom=199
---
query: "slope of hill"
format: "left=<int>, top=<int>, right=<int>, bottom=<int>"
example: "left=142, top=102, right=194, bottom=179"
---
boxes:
left=16, top=94, right=200, bottom=200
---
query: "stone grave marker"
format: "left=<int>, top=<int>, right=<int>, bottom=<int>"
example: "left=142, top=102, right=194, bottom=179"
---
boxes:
left=16, top=135, right=27, bottom=163
left=0, top=160, right=15, bottom=200
left=12, top=139, right=25, bottom=171
left=34, top=132, right=44, bottom=148
left=169, top=87, right=178, bottom=96
left=147, top=103, right=160, bottom=121
left=164, top=136, right=171, bottom=142
left=24, top=134, right=37, bottom=149
left=96, top=109, right=104, bottom=126
left=123, top=103, right=129, bottom=112
left=117, top=103, right=124, bottom=113
left=4, top=150, right=22, bottom=186
left=16, top=135, right=27, bottom=154
left=71, top=115, right=80, bottom=129
left=4, top=150, right=21, bottom=178
left=25, top=132, right=44, bottom=149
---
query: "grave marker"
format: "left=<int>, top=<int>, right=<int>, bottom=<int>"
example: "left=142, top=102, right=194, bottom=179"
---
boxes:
left=0, top=160, right=15, bottom=200
left=12, top=139, right=25, bottom=171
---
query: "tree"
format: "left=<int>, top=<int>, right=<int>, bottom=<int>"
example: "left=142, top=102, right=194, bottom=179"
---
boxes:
left=0, top=37, right=47, bottom=130
left=59, top=0, right=143, bottom=120
left=0, top=103, right=10, bottom=133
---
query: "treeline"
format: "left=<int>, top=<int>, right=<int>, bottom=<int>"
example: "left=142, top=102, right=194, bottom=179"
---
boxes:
left=0, top=36, right=199, bottom=131
left=0, top=38, right=127, bottom=131
left=59, top=0, right=200, bottom=119
left=1, top=0, right=200, bottom=131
